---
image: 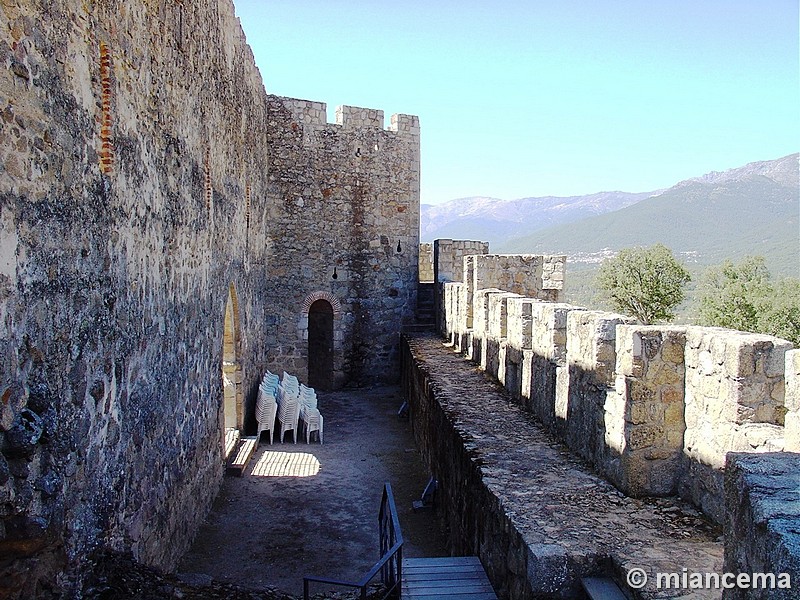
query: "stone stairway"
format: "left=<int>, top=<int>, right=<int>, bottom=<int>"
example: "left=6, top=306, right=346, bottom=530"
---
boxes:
left=411, top=282, right=435, bottom=331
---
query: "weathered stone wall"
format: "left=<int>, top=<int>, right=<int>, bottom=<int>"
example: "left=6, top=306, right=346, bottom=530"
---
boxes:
left=418, top=242, right=433, bottom=282
left=515, top=301, right=577, bottom=432
left=682, top=328, right=790, bottom=522
left=783, top=350, right=800, bottom=452
left=606, top=326, right=688, bottom=496
left=563, top=310, right=635, bottom=468
left=433, top=238, right=489, bottom=284
left=433, top=238, right=488, bottom=333
left=265, top=95, right=420, bottom=388
left=403, top=333, right=724, bottom=600
left=484, top=291, right=523, bottom=380
left=442, top=281, right=463, bottom=346
left=432, top=240, right=797, bottom=528
left=471, top=254, right=565, bottom=302
left=444, top=252, right=567, bottom=363
left=0, top=0, right=421, bottom=596
left=0, top=0, right=276, bottom=594
left=723, top=452, right=800, bottom=600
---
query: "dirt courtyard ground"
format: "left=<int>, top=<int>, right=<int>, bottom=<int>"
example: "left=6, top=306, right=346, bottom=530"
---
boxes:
left=177, top=385, right=448, bottom=597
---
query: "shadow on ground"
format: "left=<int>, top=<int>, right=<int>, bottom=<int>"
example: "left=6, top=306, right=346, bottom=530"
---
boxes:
left=177, top=385, right=448, bottom=597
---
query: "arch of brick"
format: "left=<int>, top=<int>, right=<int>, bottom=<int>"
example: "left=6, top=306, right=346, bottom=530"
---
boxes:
left=300, top=290, right=342, bottom=316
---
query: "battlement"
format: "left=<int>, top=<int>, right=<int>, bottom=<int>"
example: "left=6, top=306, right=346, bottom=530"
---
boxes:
left=275, top=95, right=419, bottom=134
left=434, top=240, right=798, bottom=526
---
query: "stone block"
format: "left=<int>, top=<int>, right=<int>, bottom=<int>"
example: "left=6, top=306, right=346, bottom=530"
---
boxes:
left=784, top=350, right=800, bottom=452
left=724, top=453, right=800, bottom=600
left=506, top=297, right=535, bottom=350
left=487, top=292, right=522, bottom=341
left=530, top=302, right=580, bottom=364
left=567, top=311, right=634, bottom=386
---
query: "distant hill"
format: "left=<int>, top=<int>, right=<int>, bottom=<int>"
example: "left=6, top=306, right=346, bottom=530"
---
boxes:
left=496, top=154, right=799, bottom=278
left=420, top=191, right=655, bottom=247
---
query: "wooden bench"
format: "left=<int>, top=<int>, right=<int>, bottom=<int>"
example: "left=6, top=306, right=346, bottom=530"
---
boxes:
left=226, top=435, right=257, bottom=476
left=402, top=556, right=498, bottom=599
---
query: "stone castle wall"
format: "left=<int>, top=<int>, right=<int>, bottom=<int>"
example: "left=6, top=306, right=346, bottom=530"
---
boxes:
left=0, top=0, right=419, bottom=596
left=419, top=242, right=433, bottom=282
left=435, top=242, right=797, bottom=525
left=723, top=452, right=800, bottom=600
left=263, top=94, right=419, bottom=391
left=1, top=1, right=272, bottom=594
left=681, top=328, right=789, bottom=522
left=433, top=238, right=488, bottom=333
left=785, top=350, right=800, bottom=451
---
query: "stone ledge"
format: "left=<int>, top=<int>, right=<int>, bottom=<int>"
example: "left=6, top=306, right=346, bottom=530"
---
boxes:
left=402, top=332, right=723, bottom=599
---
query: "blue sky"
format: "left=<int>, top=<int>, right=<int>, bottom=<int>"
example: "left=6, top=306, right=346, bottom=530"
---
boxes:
left=233, top=1, right=799, bottom=205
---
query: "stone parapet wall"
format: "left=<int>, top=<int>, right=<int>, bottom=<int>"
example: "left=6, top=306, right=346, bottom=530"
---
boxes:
left=784, top=350, right=800, bottom=451
left=606, top=326, right=688, bottom=496
left=681, top=328, right=790, bottom=522
left=402, top=334, right=725, bottom=600
left=419, top=243, right=433, bottom=282
left=438, top=250, right=567, bottom=363
left=433, top=239, right=489, bottom=284
left=723, top=453, right=800, bottom=600
left=432, top=239, right=796, bottom=527
left=564, top=311, right=635, bottom=467
left=471, top=254, right=565, bottom=302
left=515, top=302, right=579, bottom=431
left=335, top=104, right=384, bottom=128
left=486, top=292, right=523, bottom=380
left=442, top=282, right=462, bottom=345
left=433, top=239, right=489, bottom=332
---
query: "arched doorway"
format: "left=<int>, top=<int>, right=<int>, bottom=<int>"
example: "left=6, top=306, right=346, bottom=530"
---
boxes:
left=222, top=284, right=241, bottom=433
left=308, top=299, right=334, bottom=390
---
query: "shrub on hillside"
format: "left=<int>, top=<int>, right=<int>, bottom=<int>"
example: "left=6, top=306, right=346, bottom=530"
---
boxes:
left=699, top=256, right=800, bottom=346
left=596, top=244, right=691, bottom=325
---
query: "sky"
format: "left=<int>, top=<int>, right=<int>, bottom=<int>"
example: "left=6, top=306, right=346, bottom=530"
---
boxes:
left=232, top=1, right=799, bottom=205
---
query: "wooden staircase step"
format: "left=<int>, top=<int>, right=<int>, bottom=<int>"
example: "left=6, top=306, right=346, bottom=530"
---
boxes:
left=402, top=557, right=498, bottom=599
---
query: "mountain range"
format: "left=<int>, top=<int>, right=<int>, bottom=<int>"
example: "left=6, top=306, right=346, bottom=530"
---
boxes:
left=421, top=191, right=656, bottom=247
left=422, top=154, right=799, bottom=278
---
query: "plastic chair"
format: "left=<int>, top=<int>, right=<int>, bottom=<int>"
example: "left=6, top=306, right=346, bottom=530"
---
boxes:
left=277, top=393, right=301, bottom=443
left=302, top=407, right=324, bottom=444
left=255, top=387, right=278, bottom=445
left=298, top=384, right=323, bottom=444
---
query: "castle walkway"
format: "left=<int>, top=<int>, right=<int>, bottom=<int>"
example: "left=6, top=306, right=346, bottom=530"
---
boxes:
left=178, top=333, right=725, bottom=599
left=402, top=332, right=725, bottom=599
left=178, top=385, right=448, bottom=597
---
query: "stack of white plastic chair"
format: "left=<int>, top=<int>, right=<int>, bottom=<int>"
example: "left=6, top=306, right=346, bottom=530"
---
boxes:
left=276, top=372, right=301, bottom=443
left=298, top=384, right=324, bottom=444
left=255, top=372, right=279, bottom=444
left=280, top=372, right=299, bottom=400
left=262, top=370, right=280, bottom=396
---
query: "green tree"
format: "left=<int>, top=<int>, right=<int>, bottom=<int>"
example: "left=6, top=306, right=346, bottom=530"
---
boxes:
left=758, top=278, right=800, bottom=346
left=698, top=256, right=771, bottom=332
left=699, top=256, right=800, bottom=346
left=596, top=244, right=691, bottom=324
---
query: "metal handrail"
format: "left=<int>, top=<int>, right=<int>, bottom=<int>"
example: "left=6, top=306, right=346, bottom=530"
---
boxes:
left=303, top=482, right=404, bottom=600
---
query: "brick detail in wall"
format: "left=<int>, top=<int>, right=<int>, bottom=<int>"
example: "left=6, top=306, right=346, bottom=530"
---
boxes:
left=99, top=42, right=114, bottom=174
left=204, top=147, right=212, bottom=213
left=245, top=183, right=251, bottom=230
left=301, top=291, right=342, bottom=316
